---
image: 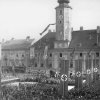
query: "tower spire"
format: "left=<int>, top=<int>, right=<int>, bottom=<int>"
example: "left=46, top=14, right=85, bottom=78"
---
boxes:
left=58, top=0, right=70, bottom=4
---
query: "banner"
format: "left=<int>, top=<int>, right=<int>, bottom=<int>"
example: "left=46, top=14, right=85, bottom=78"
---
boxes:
left=59, top=60, right=69, bottom=97
left=0, top=43, right=1, bottom=60
left=75, top=59, right=82, bottom=89
left=43, top=46, right=48, bottom=60
left=30, top=47, right=35, bottom=58
left=86, top=58, right=92, bottom=86
left=93, top=59, right=99, bottom=82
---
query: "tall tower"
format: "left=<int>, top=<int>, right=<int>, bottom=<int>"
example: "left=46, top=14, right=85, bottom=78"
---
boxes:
left=56, top=0, right=72, bottom=42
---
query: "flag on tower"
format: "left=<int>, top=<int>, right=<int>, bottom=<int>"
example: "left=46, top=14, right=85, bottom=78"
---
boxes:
left=40, top=23, right=55, bottom=35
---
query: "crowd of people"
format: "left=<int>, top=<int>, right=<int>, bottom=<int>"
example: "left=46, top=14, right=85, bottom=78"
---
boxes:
left=1, top=77, right=100, bottom=100
left=1, top=82, right=60, bottom=100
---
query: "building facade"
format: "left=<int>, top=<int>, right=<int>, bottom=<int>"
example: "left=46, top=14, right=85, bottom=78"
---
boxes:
left=2, top=37, right=34, bottom=73
left=30, top=0, right=100, bottom=78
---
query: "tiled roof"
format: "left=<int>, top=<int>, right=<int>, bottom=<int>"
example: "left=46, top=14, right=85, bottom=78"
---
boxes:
left=32, top=29, right=100, bottom=51
left=2, top=39, right=34, bottom=50
left=69, top=30, right=100, bottom=50
left=32, top=32, right=56, bottom=50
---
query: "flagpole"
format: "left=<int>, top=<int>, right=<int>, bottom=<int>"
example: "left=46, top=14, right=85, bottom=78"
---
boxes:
left=45, top=57, right=47, bottom=77
left=0, top=43, right=2, bottom=99
left=63, top=59, right=65, bottom=99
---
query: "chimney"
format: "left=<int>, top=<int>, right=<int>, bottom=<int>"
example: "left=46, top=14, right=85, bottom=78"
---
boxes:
left=71, top=27, right=73, bottom=32
left=80, top=26, right=83, bottom=31
left=48, top=29, right=52, bottom=33
left=2, top=39, right=5, bottom=43
left=26, top=36, right=30, bottom=41
left=11, top=38, right=14, bottom=40
left=97, top=26, right=100, bottom=33
left=53, top=30, right=56, bottom=32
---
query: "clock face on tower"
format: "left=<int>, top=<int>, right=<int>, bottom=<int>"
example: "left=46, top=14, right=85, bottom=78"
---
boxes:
left=58, top=15, right=63, bottom=20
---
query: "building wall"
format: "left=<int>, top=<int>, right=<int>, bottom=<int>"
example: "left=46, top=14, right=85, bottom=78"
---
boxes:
left=29, top=44, right=100, bottom=79
left=2, top=49, right=30, bottom=72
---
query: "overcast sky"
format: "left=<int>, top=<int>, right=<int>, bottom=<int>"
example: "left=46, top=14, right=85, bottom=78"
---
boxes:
left=0, top=0, right=100, bottom=41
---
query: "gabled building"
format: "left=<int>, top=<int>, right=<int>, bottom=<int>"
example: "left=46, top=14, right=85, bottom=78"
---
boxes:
left=30, top=0, right=100, bottom=78
left=2, top=36, right=34, bottom=73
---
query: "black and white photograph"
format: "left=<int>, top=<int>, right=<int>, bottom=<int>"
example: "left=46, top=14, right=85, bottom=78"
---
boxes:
left=0, top=0, right=100, bottom=99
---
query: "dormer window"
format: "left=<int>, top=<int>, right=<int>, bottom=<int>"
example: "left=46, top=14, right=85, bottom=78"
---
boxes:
left=77, top=43, right=82, bottom=47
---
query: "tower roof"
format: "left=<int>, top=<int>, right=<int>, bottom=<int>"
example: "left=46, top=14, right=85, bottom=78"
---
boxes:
left=58, top=0, right=70, bottom=4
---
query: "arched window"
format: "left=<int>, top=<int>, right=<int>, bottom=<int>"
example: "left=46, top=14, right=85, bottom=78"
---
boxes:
left=41, top=63, right=44, bottom=67
left=60, top=53, right=62, bottom=57
left=60, top=10, right=62, bottom=15
left=35, top=63, right=37, bottom=67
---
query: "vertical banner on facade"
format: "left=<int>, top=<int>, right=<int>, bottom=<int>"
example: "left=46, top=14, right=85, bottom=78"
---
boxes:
left=43, top=46, right=48, bottom=60
left=0, top=43, right=1, bottom=99
left=43, top=46, right=48, bottom=73
left=93, top=59, right=99, bottom=82
left=86, top=58, right=92, bottom=86
left=59, top=59, right=69, bottom=98
left=75, top=59, right=82, bottom=89
left=54, top=55, right=59, bottom=69
left=30, top=47, right=35, bottom=58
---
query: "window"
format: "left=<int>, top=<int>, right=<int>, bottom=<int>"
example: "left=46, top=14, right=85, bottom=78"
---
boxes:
left=59, top=20, right=62, bottom=24
left=35, top=54, right=37, bottom=57
left=16, top=54, right=18, bottom=57
left=96, top=52, right=99, bottom=57
left=60, top=10, right=62, bottom=15
left=70, top=62, right=73, bottom=68
left=49, top=53, right=52, bottom=57
left=80, top=53, right=83, bottom=57
left=70, top=73, right=73, bottom=77
left=49, top=63, right=52, bottom=68
left=60, top=53, right=62, bottom=57
left=89, top=34, right=92, bottom=39
left=77, top=43, right=82, bottom=47
left=22, top=54, right=24, bottom=57
left=41, top=63, right=44, bottom=67
left=35, top=63, right=37, bottom=67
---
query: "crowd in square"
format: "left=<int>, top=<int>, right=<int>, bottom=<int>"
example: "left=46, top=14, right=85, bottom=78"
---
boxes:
left=1, top=77, right=100, bottom=100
